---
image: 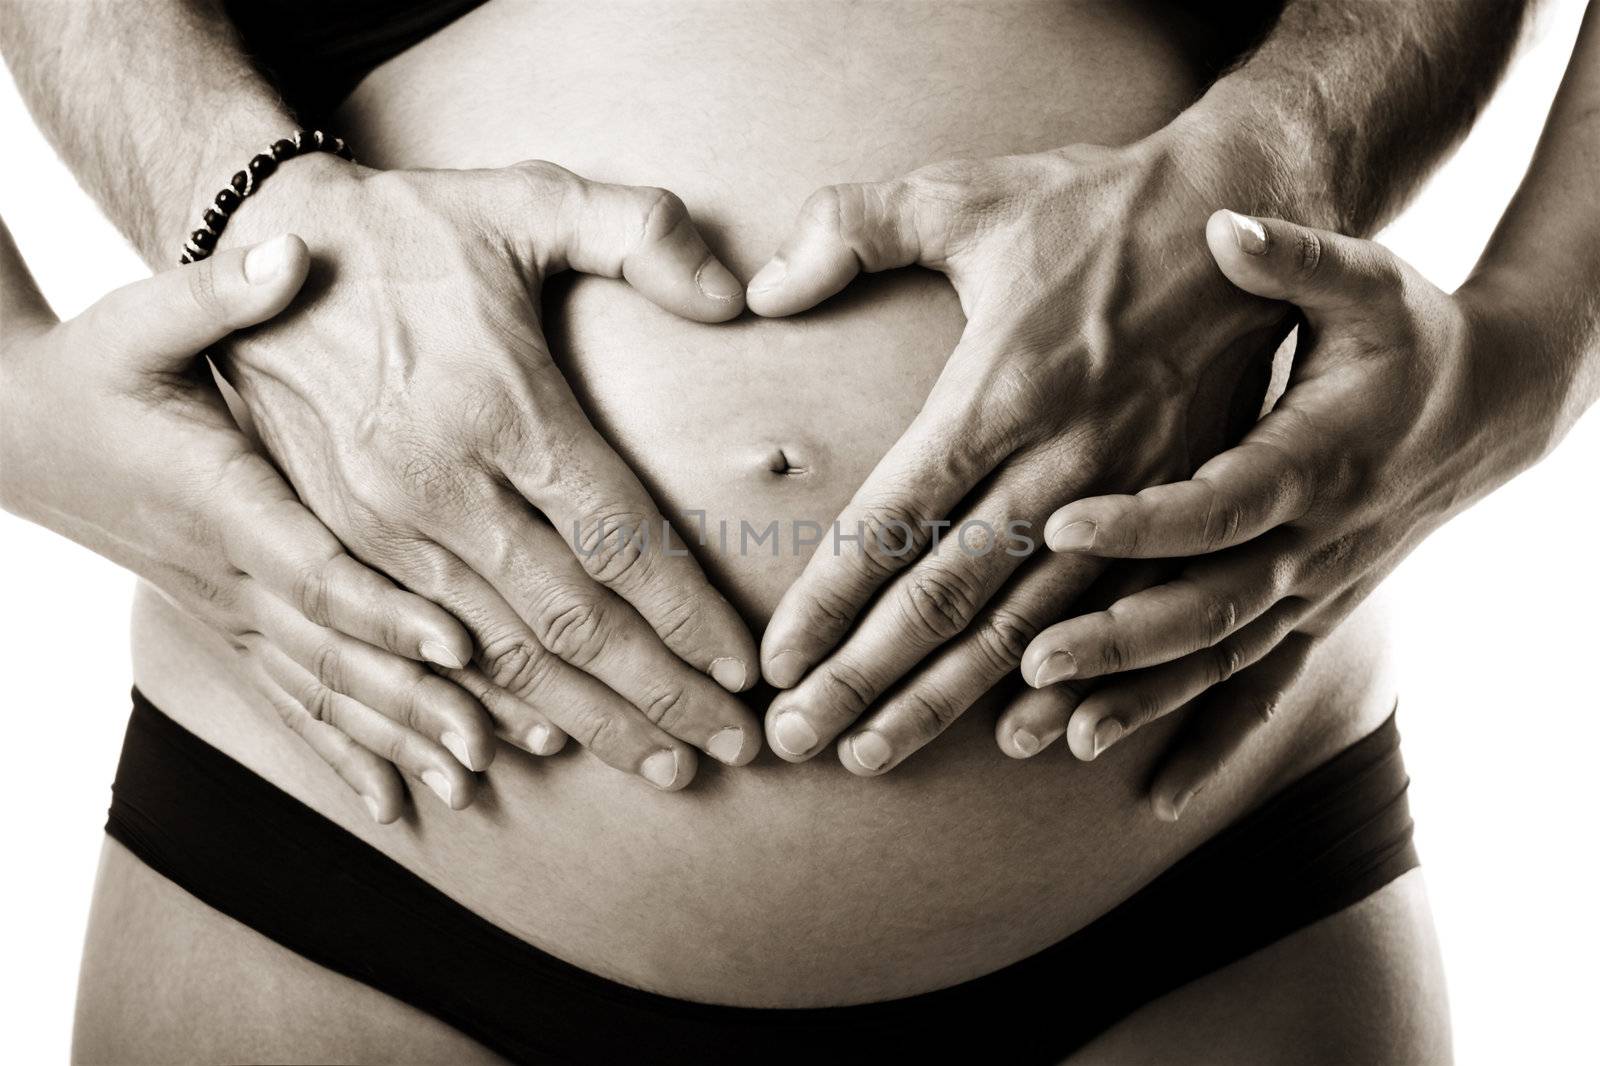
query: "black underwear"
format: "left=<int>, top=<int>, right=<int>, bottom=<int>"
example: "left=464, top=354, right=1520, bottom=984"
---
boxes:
left=107, top=690, right=1417, bottom=1065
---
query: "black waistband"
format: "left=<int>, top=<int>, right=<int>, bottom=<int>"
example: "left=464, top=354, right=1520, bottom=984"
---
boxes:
left=107, top=690, right=1417, bottom=1065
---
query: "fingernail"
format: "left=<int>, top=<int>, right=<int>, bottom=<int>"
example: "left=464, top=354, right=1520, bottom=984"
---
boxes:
left=441, top=731, right=476, bottom=772
left=1033, top=650, right=1078, bottom=687
left=642, top=749, right=680, bottom=789
left=1226, top=210, right=1268, bottom=256
left=850, top=731, right=893, bottom=772
left=1047, top=520, right=1096, bottom=553
left=766, top=649, right=808, bottom=689
left=1092, top=718, right=1124, bottom=758
left=363, top=795, right=383, bottom=823
left=747, top=256, right=788, bottom=293
left=419, top=639, right=465, bottom=670
left=708, top=727, right=745, bottom=765
left=710, top=657, right=748, bottom=693
left=526, top=723, right=559, bottom=755
left=243, top=234, right=293, bottom=283
left=1012, top=729, right=1040, bottom=757
left=696, top=258, right=744, bottom=301
left=421, top=769, right=454, bottom=806
left=773, top=711, right=819, bottom=757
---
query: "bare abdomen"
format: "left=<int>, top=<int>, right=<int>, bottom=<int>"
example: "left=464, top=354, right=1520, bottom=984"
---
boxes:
left=131, top=0, right=1398, bottom=1006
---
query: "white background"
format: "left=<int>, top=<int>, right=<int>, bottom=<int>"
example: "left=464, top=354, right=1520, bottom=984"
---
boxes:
left=2, top=4, right=1597, bottom=1062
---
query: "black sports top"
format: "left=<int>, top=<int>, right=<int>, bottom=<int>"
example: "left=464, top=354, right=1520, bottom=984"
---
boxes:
left=223, top=1, right=1284, bottom=127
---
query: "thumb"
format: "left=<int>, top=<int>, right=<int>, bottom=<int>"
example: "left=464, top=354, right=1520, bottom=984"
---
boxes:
left=745, top=179, right=932, bottom=318
left=78, top=234, right=310, bottom=372
left=1204, top=210, right=1400, bottom=317
left=544, top=169, right=746, bottom=324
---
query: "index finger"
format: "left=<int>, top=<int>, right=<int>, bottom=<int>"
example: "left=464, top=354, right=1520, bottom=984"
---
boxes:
left=499, top=391, right=759, bottom=694
left=759, top=341, right=1023, bottom=687
left=1043, top=431, right=1314, bottom=560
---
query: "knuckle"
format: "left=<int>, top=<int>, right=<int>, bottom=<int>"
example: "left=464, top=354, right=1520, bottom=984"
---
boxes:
left=800, top=184, right=848, bottom=236
left=903, top=159, right=990, bottom=219
left=821, top=659, right=877, bottom=714
left=1200, top=494, right=1244, bottom=552
left=640, top=683, right=694, bottom=733
left=972, top=607, right=1038, bottom=672
left=395, top=448, right=470, bottom=510
left=293, top=560, right=335, bottom=625
left=301, top=681, right=336, bottom=725
left=534, top=596, right=610, bottom=669
left=649, top=593, right=699, bottom=648
left=309, top=639, right=345, bottom=690
left=1209, top=640, right=1244, bottom=685
left=396, top=671, right=434, bottom=732
left=805, top=584, right=860, bottom=640
left=636, top=186, right=690, bottom=243
left=900, top=566, right=982, bottom=645
left=480, top=637, right=549, bottom=698
left=1096, top=632, right=1129, bottom=675
left=1201, top=593, right=1241, bottom=645
left=575, top=709, right=624, bottom=759
left=856, top=499, right=931, bottom=578
left=1296, top=229, right=1324, bottom=279
left=897, top=686, right=961, bottom=739
left=574, top=511, right=655, bottom=586
left=365, top=594, right=406, bottom=655
left=979, top=362, right=1050, bottom=444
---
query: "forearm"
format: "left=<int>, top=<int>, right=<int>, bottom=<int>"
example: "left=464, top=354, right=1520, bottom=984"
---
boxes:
left=0, top=0, right=299, bottom=264
left=1469, top=1, right=1600, bottom=457
left=1164, top=0, right=1529, bottom=233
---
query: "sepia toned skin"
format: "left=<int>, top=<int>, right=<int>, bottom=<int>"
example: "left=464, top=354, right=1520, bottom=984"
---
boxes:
left=3, top=0, right=1562, bottom=1061
left=71, top=4, right=1432, bottom=1060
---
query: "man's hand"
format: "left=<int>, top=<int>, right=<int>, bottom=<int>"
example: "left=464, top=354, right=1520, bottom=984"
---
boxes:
left=745, top=138, right=1290, bottom=774
left=213, top=157, right=762, bottom=790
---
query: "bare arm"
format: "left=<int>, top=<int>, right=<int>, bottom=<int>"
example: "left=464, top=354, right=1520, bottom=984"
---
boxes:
left=1181, top=0, right=1530, bottom=233
left=1015, top=2, right=1600, bottom=812
left=741, top=0, right=1533, bottom=773
left=1, top=0, right=770, bottom=788
left=1, top=0, right=296, bottom=262
left=1467, top=0, right=1600, bottom=442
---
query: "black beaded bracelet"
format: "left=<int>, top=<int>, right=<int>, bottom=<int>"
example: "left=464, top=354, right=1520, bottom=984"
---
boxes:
left=178, top=129, right=354, bottom=265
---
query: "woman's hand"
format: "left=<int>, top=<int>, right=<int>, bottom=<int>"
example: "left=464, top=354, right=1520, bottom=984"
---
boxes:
left=1002, top=210, right=1564, bottom=818
left=0, top=228, right=503, bottom=823
left=744, top=138, right=1292, bottom=772
left=210, top=158, right=764, bottom=790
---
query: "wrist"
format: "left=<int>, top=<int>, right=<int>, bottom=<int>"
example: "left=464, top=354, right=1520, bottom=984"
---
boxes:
left=189, top=141, right=366, bottom=260
left=1455, top=271, right=1599, bottom=473
left=1156, top=77, right=1348, bottom=233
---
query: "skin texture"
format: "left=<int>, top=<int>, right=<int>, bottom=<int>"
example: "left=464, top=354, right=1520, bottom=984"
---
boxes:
left=74, top=837, right=1447, bottom=1065
left=0, top=0, right=1514, bottom=1051
left=743, top=0, right=1528, bottom=780
left=0, top=0, right=1526, bottom=791
left=76, top=0, right=1403, bottom=1025
left=1, top=0, right=769, bottom=793
left=0, top=225, right=492, bottom=823
left=208, top=158, right=770, bottom=790
left=1016, top=1, right=1600, bottom=817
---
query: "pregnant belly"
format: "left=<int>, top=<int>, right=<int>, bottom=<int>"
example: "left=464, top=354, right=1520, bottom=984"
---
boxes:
left=131, top=0, right=1398, bottom=1006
